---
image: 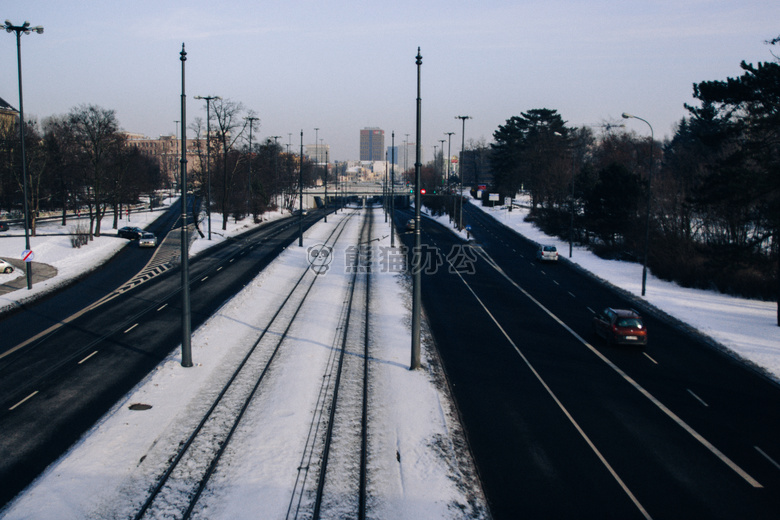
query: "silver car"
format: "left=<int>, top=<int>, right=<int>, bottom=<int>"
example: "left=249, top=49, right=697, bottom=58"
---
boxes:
left=0, top=259, right=15, bottom=274
left=536, top=245, right=558, bottom=262
left=138, top=232, right=157, bottom=248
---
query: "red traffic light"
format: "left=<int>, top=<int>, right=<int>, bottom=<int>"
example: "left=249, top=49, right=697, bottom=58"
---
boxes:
left=420, top=188, right=426, bottom=194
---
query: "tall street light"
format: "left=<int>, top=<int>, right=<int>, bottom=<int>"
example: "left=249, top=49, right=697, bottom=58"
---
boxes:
left=622, top=112, right=654, bottom=297
left=391, top=131, right=396, bottom=247
left=270, top=135, right=282, bottom=212
left=299, top=130, right=304, bottom=247
left=445, top=132, right=454, bottom=185
left=179, top=44, right=192, bottom=367
left=245, top=116, right=259, bottom=218
left=5, top=20, right=43, bottom=290
left=411, top=48, right=423, bottom=370
left=194, top=95, right=220, bottom=240
left=455, top=115, right=471, bottom=230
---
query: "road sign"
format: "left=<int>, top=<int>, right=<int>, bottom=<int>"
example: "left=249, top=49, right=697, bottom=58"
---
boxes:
left=21, top=249, right=34, bottom=262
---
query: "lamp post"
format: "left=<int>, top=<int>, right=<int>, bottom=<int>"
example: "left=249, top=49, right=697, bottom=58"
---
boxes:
left=179, top=44, right=192, bottom=367
left=299, top=130, right=304, bottom=247
left=193, top=95, right=220, bottom=240
left=270, top=135, right=281, bottom=213
left=455, top=115, right=471, bottom=230
left=245, top=116, right=259, bottom=219
left=439, top=139, right=446, bottom=192
left=4, top=20, right=43, bottom=290
left=411, top=48, right=423, bottom=371
left=391, top=131, right=396, bottom=247
left=622, top=112, right=654, bottom=297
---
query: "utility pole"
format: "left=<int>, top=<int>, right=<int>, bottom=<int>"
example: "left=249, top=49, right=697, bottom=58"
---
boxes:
left=411, top=48, right=423, bottom=370
left=455, top=115, right=471, bottom=230
left=179, top=44, right=192, bottom=368
left=299, top=130, right=304, bottom=247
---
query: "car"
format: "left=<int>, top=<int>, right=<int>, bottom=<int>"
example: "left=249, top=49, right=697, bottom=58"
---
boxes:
left=0, top=221, right=8, bottom=232
left=118, top=226, right=143, bottom=239
left=138, top=232, right=157, bottom=248
left=0, top=259, right=14, bottom=274
left=405, top=218, right=416, bottom=231
left=592, top=307, right=647, bottom=346
left=536, top=245, right=558, bottom=262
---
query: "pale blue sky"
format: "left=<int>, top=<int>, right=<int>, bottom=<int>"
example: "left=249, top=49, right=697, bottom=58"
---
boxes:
left=2, top=1, right=778, bottom=161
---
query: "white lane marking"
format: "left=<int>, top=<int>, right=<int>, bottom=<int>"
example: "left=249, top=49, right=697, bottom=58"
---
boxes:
left=687, top=389, right=709, bottom=407
left=201, top=276, right=209, bottom=282
left=472, top=246, right=763, bottom=489
left=157, top=303, right=168, bottom=311
left=124, top=323, right=139, bottom=333
left=9, top=391, right=39, bottom=411
left=568, top=291, right=576, bottom=298
left=78, top=351, right=99, bottom=365
left=643, top=352, right=659, bottom=365
left=755, top=446, right=780, bottom=472
left=217, top=266, right=223, bottom=271
left=448, top=258, right=652, bottom=519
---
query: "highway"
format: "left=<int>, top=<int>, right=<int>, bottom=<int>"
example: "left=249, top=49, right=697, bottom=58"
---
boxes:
left=395, top=201, right=780, bottom=519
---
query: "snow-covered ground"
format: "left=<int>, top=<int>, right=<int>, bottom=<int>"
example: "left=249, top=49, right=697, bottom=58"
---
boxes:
left=2, top=194, right=779, bottom=518
left=0, top=204, right=487, bottom=519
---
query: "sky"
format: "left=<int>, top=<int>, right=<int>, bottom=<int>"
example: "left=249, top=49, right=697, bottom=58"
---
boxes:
left=2, top=1, right=779, bottom=162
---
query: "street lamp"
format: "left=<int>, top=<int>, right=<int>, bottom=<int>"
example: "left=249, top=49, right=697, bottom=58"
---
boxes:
left=245, top=116, right=259, bottom=219
left=194, top=95, right=220, bottom=240
left=622, top=112, right=654, bottom=296
left=4, top=20, right=43, bottom=290
left=455, top=115, right=471, bottom=230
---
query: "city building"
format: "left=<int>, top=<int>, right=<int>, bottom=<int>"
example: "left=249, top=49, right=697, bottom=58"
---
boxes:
left=0, top=96, right=18, bottom=134
left=122, top=133, right=202, bottom=188
left=303, top=143, right=330, bottom=164
left=360, top=127, right=384, bottom=162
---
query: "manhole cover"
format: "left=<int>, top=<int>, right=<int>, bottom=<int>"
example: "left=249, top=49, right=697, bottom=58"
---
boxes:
left=128, top=403, right=153, bottom=411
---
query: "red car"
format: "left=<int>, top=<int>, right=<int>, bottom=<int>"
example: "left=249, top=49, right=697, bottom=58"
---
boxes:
left=592, top=308, right=647, bottom=346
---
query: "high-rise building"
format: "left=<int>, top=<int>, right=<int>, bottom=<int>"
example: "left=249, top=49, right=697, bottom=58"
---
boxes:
left=360, top=127, right=384, bottom=161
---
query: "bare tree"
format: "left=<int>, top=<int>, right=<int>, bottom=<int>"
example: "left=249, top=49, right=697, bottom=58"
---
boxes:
left=66, top=104, right=121, bottom=238
left=210, top=99, right=248, bottom=229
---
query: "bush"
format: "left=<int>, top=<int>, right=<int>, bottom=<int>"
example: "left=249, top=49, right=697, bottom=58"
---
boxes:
left=70, top=223, right=89, bottom=248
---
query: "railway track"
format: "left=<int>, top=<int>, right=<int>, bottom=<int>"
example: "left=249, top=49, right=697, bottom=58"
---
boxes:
left=130, top=207, right=377, bottom=520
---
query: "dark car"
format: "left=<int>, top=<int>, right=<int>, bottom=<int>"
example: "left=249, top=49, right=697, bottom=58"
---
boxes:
left=118, top=226, right=143, bottom=239
left=0, top=221, right=8, bottom=232
left=592, top=307, right=647, bottom=346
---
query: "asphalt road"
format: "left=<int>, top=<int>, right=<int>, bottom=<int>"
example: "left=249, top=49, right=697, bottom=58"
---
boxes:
left=0, top=205, right=322, bottom=508
left=396, top=201, right=780, bottom=519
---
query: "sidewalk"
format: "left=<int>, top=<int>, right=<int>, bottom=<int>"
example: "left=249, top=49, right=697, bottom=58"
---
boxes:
left=0, top=260, right=57, bottom=296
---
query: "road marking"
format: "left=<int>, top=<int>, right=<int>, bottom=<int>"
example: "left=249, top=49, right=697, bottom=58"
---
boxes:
left=124, top=323, right=139, bottom=333
left=568, top=291, right=576, bottom=298
left=201, top=276, right=209, bottom=282
left=9, top=391, right=38, bottom=411
left=448, top=259, right=652, bottom=519
left=78, top=351, right=99, bottom=365
left=755, top=446, right=780, bottom=471
left=472, top=247, right=763, bottom=489
left=157, top=303, right=168, bottom=311
left=687, top=389, right=709, bottom=407
left=217, top=266, right=223, bottom=271
left=553, top=280, right=560, bottom=286
left=643, top=352, right=658, bottom=365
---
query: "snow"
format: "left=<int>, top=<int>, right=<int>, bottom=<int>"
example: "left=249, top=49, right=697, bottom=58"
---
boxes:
left=1, top=194, right=779, bottom=519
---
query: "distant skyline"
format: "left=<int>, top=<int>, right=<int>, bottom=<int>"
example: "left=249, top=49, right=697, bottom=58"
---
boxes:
left=2, top=1, right=779, bottom=163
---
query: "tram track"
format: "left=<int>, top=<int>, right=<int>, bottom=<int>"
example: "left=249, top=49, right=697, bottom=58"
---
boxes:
left=130, top=208, right=370, bottom=520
